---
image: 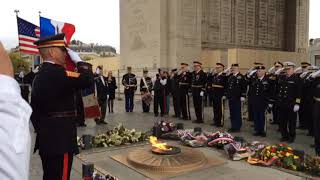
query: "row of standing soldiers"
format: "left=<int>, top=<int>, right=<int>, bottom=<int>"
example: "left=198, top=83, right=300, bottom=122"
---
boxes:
left=166, top=61, right=320, bottom=154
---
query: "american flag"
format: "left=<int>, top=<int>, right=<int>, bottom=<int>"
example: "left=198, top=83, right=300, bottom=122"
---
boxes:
left=17, top=17, right=40, bottom=55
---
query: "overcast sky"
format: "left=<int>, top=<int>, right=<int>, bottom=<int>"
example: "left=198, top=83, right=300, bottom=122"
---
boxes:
left=0, top=0, right=319, bottom=51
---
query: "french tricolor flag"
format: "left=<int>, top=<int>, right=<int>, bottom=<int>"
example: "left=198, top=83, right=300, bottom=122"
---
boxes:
left=40, top=16, right=76, bottom=70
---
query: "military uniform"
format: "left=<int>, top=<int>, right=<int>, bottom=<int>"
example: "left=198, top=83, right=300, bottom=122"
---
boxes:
left=191, top=63, right=207, bottom=123
left=153, top=75, right=170, bottom=116
left=178, top=71, right=192, bottom=120
left=298, top=71, right=313, bottom=131
left=312, top=76, right=320, bottom=155
left=30, top=34, right=94, bottom=180
left=226, top=70, right=247, bottom=131
left=140, top=75, right=153, bottom=112
left=122, top=72, right=137, bottom=112
left=246, top=71, right=257, bottom=122
left=250, top=67, right=272, bottom=136
left=170, top=69, right=181, bottom=118
left=277, top=72, right=301, bottom=142
left=207, top=71, right=227, bottom=127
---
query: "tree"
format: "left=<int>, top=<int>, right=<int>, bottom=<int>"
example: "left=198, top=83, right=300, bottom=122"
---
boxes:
left=9, top=52, right=30, bottom=73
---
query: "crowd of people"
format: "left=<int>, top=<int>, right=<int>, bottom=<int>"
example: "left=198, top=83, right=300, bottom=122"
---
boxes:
left=1, top=33, right=320, bottom=180
left=114, top=60, right=320, bottom=154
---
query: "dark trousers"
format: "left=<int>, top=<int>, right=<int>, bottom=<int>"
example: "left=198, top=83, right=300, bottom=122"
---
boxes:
left=314, top=102, right=320, bottom=154
left=172, top=93, right=181, bottom=117
left=40, top=152, right=73, bottom=180
left=279, top=106, right=297, bottom=139
left=180, top=93, right=189, bottom=119
left=125, top=93, right=134, bottom=112
left=142, top=100, right=150, bottom=112
left=192, top=90, right=203, bottom=122
left=247, top=96, right=254, bottom=121
left=97, top=98, right=107, bottom=122
left=213, top=96, right=223, bottom=126
left=253, top=105, right=267, bottom=133
left=228, top=98, right=242, bottom=130
left=154, top=94, right=165, bottom=115
left=272, top=105, right=280, bottom=124
left=306, top=102, right=314, bottom=134
left=108, top=99, right=114, bottom=113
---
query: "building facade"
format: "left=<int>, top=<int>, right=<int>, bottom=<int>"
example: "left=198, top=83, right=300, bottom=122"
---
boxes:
left=120, top=0, right=309, bottom=69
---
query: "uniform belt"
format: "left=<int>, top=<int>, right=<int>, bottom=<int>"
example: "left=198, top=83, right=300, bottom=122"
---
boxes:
left=314, top=97, right=320, bottom=102
left=212, top=85, right=224, bottom=88
left=192, top=85, right=203, bottom=88
left=179, top=82, right=189, bottom=85
left=48, top=111, right=77, bottom=118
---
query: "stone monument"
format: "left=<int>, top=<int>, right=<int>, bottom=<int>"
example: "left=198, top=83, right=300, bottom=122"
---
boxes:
left=120, top=0, right=309, bottom=69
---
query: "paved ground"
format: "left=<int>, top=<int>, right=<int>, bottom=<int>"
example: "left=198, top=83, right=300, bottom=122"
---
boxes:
left=29, top=95, right=316, bottom=180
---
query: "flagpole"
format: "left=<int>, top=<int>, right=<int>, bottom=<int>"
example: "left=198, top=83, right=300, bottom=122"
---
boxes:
left=37, top=11, right=42, bottom=64
left=14, top=9, right=22, bottom=69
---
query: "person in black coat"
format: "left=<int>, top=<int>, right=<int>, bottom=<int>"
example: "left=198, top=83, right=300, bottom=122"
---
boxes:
left=94, top=66, right=109, bottom=125
left=140, top=69, right=153, bottom=113
left=170, top=68, right=180, bottom=118
left=30, top=34, right=94, bottom=180
left=107, top=71, right=117, bottom=113
left=153, top=69, right=170, bottom=117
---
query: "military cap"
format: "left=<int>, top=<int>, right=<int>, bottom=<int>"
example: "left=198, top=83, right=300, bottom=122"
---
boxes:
left=143, top=68, right=148, bottom=73
left=254, top=62, right=263, bottom=66
left=34, top=33, right=66, bottom=49
left=193, top=61, right=202, bottom=66
left=301, top=62, right=311, bottom=68
left=127, top=66, right=132, bottom=70
left=216, top=63, right=225, bottom=68
left=256, top=65, right=266, bottom=70
left=284, top=62, right=296, bottom=69
left=171, top=68, right=177, bottom=72
left=274, top=61, right=284, bottom=67
left=181, top=63, right=189, bottom=66
left=231, top=63, right=239, bottom=67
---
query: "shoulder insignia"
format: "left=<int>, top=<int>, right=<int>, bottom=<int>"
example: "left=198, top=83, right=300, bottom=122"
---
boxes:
left=66, top=71, right=80, bottom=78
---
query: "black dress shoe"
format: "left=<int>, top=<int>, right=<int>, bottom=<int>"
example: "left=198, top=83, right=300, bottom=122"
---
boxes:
left=228, top=129, right=240, bottom=133
left=260, top=132, right=266, bottom=137
left=192, top=120, right=203, bottom=124
left=288, top=137, right=295, bottom=143
left=307, top=132, right=314, bottom=136
left=78, top=123, right=87, bottom=127
left=253, top=132, right=261, bottom=136
left=310, top=144, right=315, bottom=148
left=100, top=121, right=108, bottom=125
left=154, top=114, right=159, bottom=117
left=216, top=124, right=223, bottom=127
left=280, top=137, right=289, bottom=142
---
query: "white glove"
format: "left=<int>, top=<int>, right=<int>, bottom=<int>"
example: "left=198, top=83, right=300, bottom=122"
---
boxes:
left=293, top=104, right=300, bottom=112
left=19, top=71, right=24, bottom=78
left=67, top=48, right=83, bottom=64
left=248, top=69, right=257, bottom=77
left=240, top=97, right=245, bottom=102
left=107, top=95, right=109, bottom=99
left=32, top=66, right=40, bottom=73
left=268, top=104, right=273, bottom=108
left=311, top=69, right=320, bottom=78
left=222, top=96, right=226, bottom=100
left=200, top=91, right=204, bottom=97
left=160, top=79, right=167, bottom=85
left=188, top=92, right=192, bottom=96
left=275, top=68, right=284, bottom=75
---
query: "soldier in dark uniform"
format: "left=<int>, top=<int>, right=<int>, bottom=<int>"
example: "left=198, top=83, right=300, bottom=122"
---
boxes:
left=191, top=61, right=207, bottom=123
left=170, top=68, right=181, bottom=118
left=251, top=66, right=272, bottom=137
left=30, top=34, right=94, bottom=180
left=140, top=69, right=153, bottom=113
left=153, top=69, right=170, bottom=116
left=246, top=62, right=263, bottom=122
left=122, top=67, right=137, bottom=112
left=277, top=62, right=301, bottom=143
left=310, top=69, right=320, bottom=155
left=226, top=64, right=247, bottom=132
left=14, top=65, right=32, bottom=103
left=268, top=61, right=284, bottom=125
left=94, top=66, right=109, bottom=125
left=178, top=63, right=192, bottom=120
left=297, top=62, right=311, bottom=129
left=207, top=63, right=227, bottom=127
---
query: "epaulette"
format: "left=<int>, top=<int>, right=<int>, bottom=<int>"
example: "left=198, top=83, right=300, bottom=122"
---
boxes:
left=66, top=71, right=80, bottom=78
